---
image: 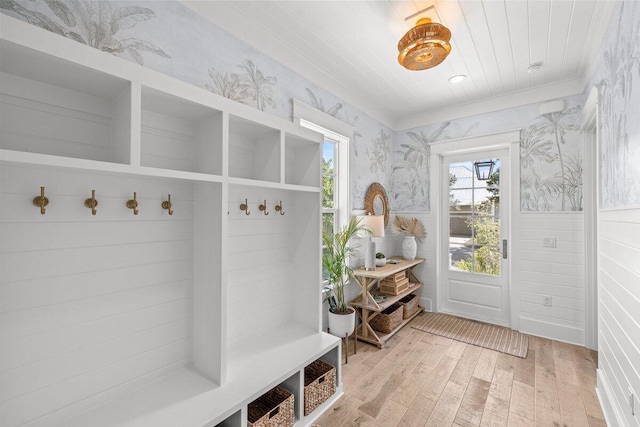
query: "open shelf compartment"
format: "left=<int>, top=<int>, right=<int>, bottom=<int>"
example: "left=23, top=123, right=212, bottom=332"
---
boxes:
left=141, top=86, right=223, bottom=176
left=228, top=114, right=280, bottom=183
left=0, top=39, right=132, bottom=165
left=284, top=132, right=321, bottom=187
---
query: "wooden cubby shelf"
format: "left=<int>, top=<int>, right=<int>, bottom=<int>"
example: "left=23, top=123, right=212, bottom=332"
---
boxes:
left=0, top=14, right=339, bottom=427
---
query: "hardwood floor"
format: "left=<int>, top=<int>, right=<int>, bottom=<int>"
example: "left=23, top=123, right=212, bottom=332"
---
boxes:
left=315, top=315, right=605, bottom=427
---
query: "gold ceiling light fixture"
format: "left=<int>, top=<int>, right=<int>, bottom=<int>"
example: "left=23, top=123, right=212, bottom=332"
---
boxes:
left=398, top=10, right=451, bottom=71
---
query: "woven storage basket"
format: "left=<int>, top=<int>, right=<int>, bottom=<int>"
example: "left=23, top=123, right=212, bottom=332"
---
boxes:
left=369, top=303, right=403, bottom=333
left=248, top=385, right=294, bottom=427
left=304, top=359, right=336, bottom=416
left=399, top=294, right=419, bottom=318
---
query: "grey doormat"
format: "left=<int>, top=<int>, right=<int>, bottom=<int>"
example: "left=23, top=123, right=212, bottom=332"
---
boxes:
left=411, top=312, right=529, bottom=358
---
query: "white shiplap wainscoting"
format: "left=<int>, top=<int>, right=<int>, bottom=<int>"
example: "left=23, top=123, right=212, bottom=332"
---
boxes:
left=226, top=187, right=294, bottom=349
left=514, top=212, right=586, bottom=345
left=390, top=212, right=436, bottom=312
left=596, top=207, right=640, bottom=427
left=0, top=165, right=196, bottom=426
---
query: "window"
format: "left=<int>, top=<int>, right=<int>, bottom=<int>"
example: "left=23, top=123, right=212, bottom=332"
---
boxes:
left=299, top=119, right=350, bottom=236
left=293, top=100, right=352, bottom=288
left=323, top=138, right=338, bottom=235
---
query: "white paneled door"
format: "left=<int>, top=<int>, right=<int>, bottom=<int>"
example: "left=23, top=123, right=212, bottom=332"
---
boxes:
left=440, top=149, right=510, bottom=326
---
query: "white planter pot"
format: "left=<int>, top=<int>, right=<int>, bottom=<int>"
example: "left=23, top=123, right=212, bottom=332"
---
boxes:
left=375, top=257, right=386, bottom=267
left=402, top=235, right=417, bottom=260
left=328, top=308, right=356, bottom=338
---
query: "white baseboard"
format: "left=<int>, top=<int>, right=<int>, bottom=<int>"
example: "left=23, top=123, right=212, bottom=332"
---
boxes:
left=596, top=368, right=626, bottom=427
left=519, top=316, right=584, bottom=346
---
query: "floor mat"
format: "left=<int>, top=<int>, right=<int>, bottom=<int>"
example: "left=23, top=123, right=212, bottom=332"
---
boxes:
left=411, top=312, right=528, bottom=358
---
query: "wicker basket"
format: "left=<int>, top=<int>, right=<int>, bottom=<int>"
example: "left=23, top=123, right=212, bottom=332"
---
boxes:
left=369, top=303, right=403, bottom=333
left=304, top=359, right=336, bottom=416
left=248, top=385, right=294, bottom=427
left=399, top=294, right=419, bottom=318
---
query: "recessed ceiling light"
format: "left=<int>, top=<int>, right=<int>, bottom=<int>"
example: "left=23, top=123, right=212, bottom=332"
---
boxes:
left=448, top=74, right=466, bottom=84
left=527, top=62, right=543, bottom=73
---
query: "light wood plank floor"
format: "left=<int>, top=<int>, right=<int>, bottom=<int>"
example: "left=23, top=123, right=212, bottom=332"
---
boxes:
left=315, top=315, right=605, bottom=427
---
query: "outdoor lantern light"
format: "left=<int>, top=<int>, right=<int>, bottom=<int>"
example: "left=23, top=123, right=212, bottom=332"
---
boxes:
left=474, top=160, right=495, bottom=181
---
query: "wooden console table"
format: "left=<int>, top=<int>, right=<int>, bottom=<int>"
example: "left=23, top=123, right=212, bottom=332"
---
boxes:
left=350, top=258, right=424, bottom=348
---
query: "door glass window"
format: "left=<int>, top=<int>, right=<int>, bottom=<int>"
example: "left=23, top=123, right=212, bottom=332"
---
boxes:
left=448, top=159, right=501, bottom=275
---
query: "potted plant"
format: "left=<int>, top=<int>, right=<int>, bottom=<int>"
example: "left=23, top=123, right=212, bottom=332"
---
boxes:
left=323, top=216, right=370, bottom=338
left=375, top=252, right=386, bottom=267
left=391, top=215, right=426, bottom=260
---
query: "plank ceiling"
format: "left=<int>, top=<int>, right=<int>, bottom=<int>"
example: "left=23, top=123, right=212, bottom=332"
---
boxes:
left=182, top=1, right=617, bottom=130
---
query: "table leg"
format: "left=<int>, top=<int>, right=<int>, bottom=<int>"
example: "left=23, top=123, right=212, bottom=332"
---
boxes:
left=344, top=333, right=348, bottom=364
left=354, top=326, right=357, bottom=354
left=361, top=309, right=369, bottom=339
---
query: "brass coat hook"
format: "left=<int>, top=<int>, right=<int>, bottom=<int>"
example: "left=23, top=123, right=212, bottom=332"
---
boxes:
left=32, top=186, right=49, bottom=215
left=275, top=201, right=285, bottom=216
left=162, top=194, right=173, bottom=215
left=259, top=200, right=269, bottom=215
left=240, top=199, right=250, bottom=215
left=84, top=189, right=98, bottom=215
left=126, top=192, right=139, bottom=215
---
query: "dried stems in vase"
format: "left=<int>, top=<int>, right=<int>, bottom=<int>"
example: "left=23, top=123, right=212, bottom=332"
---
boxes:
left=391, top=215, right=426, bottom=243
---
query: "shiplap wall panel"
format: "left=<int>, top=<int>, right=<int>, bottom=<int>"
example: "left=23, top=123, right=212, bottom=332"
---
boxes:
left=513, top=270, right=584, bottom=288
left=228, top=130, right=280, bottom=182
left=515, top=213, right=585, bottom=344
left=520, top=279, right=584, bottom=297
left=0, top=220, right=192, bottom=253
left=389, top=212, right=436, bottom=312
left=0, top=299, right=189, bottom=371
left=600, top=284, right=640, bottom=364
left=228, top=137, right=254, bottom=179
left=520, top=290, right=585, bottom=311
left=0, top=165, right=195, bottom=426
left=3, top=342, right=189, bottom=426
left=1, top=319, right=189, bottom=401
left=0, top=72, right=121, bottom=162
left=597, top=208, right=640, bottom=427
left=226, top=187, right=295, bottom=349
left=141, top=109, right=197, bottom=172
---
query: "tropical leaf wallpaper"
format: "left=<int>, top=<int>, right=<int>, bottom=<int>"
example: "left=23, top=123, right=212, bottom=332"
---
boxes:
left=591, top=1, right=640, bottom=208
left=4, top=1, right=636, bottom=210
left=1, top=0, right=170, bottom=64
left=394, top=98, right=583, bottom=212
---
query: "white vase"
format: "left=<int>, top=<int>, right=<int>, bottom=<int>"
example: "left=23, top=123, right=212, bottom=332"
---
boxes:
left=402, top=235, right=417, bottom=260
left=328, top=308, right=356, bottom=338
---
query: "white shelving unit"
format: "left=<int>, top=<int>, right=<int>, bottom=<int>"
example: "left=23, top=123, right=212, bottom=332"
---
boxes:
left=0, top=15, right=341, bottom=427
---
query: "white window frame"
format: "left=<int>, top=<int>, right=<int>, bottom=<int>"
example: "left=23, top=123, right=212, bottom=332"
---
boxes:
left=321, top=136, right=339, bottom=235
left=293, top=99, right=352, bottom=235
left=293, top=99, right=352, bottom=292
left=299, top=120, right=349, bottom=234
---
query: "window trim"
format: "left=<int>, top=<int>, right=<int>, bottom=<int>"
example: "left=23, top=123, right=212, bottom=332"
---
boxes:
left=299, top=119, right=350, bottom=234
left=292, top=98, right=352, bottom=234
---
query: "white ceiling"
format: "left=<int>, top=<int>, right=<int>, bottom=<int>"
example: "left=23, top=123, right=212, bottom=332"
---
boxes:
left=182, top=1, right=617, bottom=130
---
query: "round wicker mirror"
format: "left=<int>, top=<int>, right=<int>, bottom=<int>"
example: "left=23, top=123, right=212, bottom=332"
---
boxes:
left=364, top=182, right=389, bottom=227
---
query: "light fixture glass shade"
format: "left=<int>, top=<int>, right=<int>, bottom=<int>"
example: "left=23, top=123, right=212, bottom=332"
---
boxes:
left=474, top=160, right=495, bottom=181
left=398, top=18, right=452, bottom=71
